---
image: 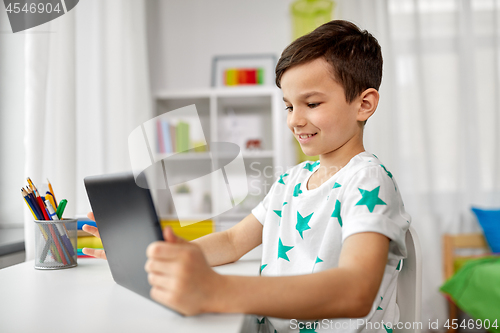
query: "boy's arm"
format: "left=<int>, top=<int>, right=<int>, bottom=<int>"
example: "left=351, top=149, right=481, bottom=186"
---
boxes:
left=191, top=213, right=263, bottom=266
left=216, top=232, right=390, bottom=319
left=146, top=230, right=389, bottom=318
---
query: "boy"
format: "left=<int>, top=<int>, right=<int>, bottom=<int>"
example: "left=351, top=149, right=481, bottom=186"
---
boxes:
left=83, top=20, right=411, bottom=332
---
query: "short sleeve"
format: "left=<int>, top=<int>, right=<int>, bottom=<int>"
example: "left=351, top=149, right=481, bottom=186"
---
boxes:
left=251, top=181, right=279, bottom=226
left=339, top=165, right=410, bottom=259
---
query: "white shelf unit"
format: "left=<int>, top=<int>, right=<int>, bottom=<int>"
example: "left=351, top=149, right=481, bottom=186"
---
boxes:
left=154, top=86, right=294, bottom=232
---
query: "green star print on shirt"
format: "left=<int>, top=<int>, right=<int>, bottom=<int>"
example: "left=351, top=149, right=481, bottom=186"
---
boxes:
left=299, top=321, right=319, bottom=332
left=278, top=238, right=294, bottom=261
left=293, top=183, right=302, bottom=197
left=380, top=164, right=392, bottom=178
left=380, top=164, right=397, bottom=191
left=378, top=295, right=384, bottom=309
left=312, top=256, right=323, bottom=272
left=278, top=173, right=289, bottom=185
left=274, top=210, right=282, bottom=226
left=296, top=211, right=313, bottom=239
left=355, top=186, right=387, bottom=213
left=303, top=161, right=320, bottom=172
left=331, top=200, right=342, bottom=227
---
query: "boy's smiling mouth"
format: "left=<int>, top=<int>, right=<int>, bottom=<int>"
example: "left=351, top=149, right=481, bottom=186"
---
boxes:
left=296, top=132, right=318, bottom=144
left=298, top=133, right=317, bottom=139
left=296, top=132, right=318, bottom=138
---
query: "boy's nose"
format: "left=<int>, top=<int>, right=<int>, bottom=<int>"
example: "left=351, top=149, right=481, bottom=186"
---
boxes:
left=288, top=109, right=307, bottom=128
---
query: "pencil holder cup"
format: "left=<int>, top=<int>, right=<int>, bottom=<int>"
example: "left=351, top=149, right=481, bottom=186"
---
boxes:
left=34, top=219, right=78, bottom=270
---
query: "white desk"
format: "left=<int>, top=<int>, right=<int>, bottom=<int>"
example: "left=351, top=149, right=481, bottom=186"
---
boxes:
left=0, top=258, right=261, bottom=333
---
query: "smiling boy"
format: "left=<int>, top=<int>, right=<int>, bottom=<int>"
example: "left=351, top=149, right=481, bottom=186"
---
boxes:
left=84, top=20, right=411, bottom=333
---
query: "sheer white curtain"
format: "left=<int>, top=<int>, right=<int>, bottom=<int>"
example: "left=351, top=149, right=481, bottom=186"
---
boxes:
left=24, top=0, right=152, bottom=260
left=338, top=0, right=500, bottom=329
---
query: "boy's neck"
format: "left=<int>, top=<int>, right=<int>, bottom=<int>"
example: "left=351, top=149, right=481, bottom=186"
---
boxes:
left=317, top=148, right=363, bottom=179
left=306, top=146, right=365, bottom=191
left=317, top=133, right=366, bottom=178
left=307, top=145, right=364, bottom=191
left=315, top=139, right=365, bottom=183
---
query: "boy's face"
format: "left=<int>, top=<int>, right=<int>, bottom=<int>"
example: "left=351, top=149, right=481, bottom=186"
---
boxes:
left=281, top=57, right=364, bottom=158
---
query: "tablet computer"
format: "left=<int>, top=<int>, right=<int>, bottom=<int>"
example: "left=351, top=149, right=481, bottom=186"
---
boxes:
left=84, top=172, right=165, bottom=305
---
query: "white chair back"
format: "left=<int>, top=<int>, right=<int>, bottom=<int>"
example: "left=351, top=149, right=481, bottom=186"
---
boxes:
left=395, top=226, right=422, bottom=333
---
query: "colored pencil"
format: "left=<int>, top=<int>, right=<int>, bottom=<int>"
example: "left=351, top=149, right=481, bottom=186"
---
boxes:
left=47, top=179, right=57, bottom=206
left=22, top=189, right=38, bottom=219
left=25, top=187, right=41, bottom=218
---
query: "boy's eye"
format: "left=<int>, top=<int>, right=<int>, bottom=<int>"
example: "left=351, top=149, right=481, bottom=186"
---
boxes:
left=285, top=106, right=293, bottom=112
left=308, top=103, right=320, bottom=108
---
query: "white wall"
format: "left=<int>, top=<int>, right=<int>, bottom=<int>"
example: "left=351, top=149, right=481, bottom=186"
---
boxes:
left=146, top=0, right=292, bottom=92
left=0, top=8, right=25, bottom=227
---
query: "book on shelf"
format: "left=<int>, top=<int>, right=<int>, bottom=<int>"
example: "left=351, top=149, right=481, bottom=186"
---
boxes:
left=170, top=123, right=176, bottom=152
left=76, top=248, right=103, bottom=258
left=160, top=219, right=213, bottom=241
left=157, top=119, right=165, bottom=153
left=77, top=237, right=103, bottom=258
left=77, top=229, right=92, bottom=237
left=76, top=219, right=101, bottom=258
left=162, top=120, right=172, bottom=153
left=156, top=119, right=191, bottom=154
left=77, top=219, right=96, bottom=229
left=78, top=236, right=103, bottom=248
left=176, top=121, right=190, bottom=153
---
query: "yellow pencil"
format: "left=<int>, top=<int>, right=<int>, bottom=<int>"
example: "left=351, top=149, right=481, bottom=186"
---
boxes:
left=27, top=177, right=36, bottom=194
left=45, top=193, right=57, bottom=211
left=47, top=178, right=57, bottom=205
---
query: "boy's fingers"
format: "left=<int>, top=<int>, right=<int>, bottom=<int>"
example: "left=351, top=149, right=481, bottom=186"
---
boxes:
left=147, top=271, right=171, bottom=289
left=163, top=226, right=186, bottom=244
left=150, top=285, right=172, bottom=305
left=81, top=247, right=94, bottom=257
left=87, top=212, right=95, bottom=221
left=82, top=224, right=100, bottom=239
left=146, top=241, right=189, bottom=260
left=82, top=247, right=107, bottom=260
left=145, top=258, right=175, bottom=276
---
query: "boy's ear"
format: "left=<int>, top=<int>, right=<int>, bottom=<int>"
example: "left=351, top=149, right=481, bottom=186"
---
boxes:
left=356, top=88, right=379, bottom=122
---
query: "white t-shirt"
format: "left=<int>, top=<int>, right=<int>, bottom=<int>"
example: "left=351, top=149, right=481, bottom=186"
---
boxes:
left=250, top=151, right=411, bottom=333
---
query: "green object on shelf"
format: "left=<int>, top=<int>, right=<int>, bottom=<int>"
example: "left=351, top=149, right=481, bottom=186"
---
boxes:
left=175, top=184, right=191, bottom=194
left=291, top=0, right=335, bottom=40
left=176, top=121, right=190, bottom=153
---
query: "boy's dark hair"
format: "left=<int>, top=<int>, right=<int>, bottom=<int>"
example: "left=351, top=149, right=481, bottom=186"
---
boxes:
left=275, top=20, right=383, bottom=104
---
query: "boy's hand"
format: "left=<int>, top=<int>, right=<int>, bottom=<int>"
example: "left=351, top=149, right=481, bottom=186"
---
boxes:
left=145, top=227, right=224, bottom=316
left=81, top=211, right=107, bottom=260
